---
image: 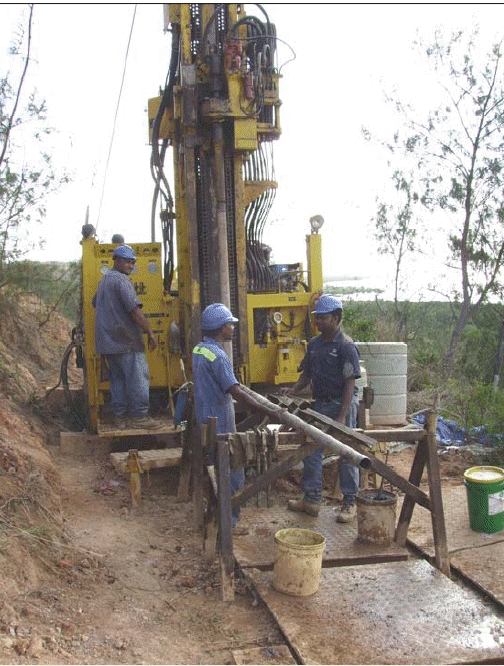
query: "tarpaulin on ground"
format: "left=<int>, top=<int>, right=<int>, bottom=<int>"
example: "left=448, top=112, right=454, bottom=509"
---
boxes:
left=412, top=414, right=504, bottom=447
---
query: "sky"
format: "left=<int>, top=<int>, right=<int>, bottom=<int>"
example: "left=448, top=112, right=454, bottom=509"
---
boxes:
left=2, top=3, right=504, bottom=300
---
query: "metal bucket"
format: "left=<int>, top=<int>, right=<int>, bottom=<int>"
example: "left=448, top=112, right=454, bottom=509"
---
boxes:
left=464, top=466, right=504, bottom=534
left=356, top=489, right=397, bottom=545
left=272, top=528, right=326, bottom=597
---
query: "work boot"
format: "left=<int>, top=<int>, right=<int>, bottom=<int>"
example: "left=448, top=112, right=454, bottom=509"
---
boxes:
left=113, top=415, right=127, bottom=430
left=128, top=415, right=164, bottom=430
left=287, top=498, right=320, bottom=517
left=336, top=503, right=356, bottom=523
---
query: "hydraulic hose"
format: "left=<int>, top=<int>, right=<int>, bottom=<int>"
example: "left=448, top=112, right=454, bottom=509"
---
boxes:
left=56, top=341, right=87, bottom=430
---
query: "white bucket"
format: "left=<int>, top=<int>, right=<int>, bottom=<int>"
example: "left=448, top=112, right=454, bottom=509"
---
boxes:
left=272, top=528, right=326, bottom=596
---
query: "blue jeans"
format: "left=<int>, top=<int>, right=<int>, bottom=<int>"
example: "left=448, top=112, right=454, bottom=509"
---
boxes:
left=302, top=396, right=359, bottom=505
left=105, top=352, right=150, bottom=418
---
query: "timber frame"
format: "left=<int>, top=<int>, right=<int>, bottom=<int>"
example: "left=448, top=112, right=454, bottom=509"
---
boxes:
left=185, top=393, right=450, bottom=601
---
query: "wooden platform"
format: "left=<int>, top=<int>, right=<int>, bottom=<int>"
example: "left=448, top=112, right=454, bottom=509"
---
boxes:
left=110, top=448, right=182, bottom=474
left=97, top=416, right=181, bottom=439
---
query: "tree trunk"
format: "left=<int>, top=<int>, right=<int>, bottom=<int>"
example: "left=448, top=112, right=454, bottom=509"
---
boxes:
left=442, top=302, right=474, bottom=379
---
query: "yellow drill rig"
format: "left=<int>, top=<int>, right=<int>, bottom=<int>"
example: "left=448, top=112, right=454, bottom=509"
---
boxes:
left=77, top=4, right=324, bottom=433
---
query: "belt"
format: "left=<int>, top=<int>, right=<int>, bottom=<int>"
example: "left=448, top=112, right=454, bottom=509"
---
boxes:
left=315, top=396, right=341, bottom=403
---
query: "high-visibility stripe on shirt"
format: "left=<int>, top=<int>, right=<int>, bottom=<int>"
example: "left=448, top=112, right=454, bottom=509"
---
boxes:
left=193, top=345, right=217, bottom=362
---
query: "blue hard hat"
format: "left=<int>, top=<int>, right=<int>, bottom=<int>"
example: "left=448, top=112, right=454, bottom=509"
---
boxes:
left=201, top=303, right=238, bottom=330
left=113, top=244, right=136, bottom=260
left=312, top=294, right=343, bottom=314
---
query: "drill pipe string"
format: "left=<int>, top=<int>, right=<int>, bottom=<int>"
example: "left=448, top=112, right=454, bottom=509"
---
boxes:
left=239, top=385, right=372, bottom=469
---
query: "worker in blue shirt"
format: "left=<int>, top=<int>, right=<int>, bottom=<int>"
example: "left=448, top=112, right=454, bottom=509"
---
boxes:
left=94, top=244, right=162, bottom=431
left=192, top=303, right=281, bottom=529
left=281, top=294, right=361, bottom=522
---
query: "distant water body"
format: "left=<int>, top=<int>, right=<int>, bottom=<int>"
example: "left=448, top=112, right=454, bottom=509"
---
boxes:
left=324, top=278, right=430, bottom=302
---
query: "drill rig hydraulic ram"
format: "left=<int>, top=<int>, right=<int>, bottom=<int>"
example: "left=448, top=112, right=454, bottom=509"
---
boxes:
left=78, top=4, right=324, bottom=432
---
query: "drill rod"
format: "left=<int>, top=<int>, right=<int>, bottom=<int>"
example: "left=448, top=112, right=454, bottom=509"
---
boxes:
left=239, top=385, right=372, bottom=469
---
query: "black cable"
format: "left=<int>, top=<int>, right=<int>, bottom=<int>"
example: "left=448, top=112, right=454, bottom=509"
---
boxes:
left=253, top=4, right=271, bottom=31
left=60, top=341, right=87, bottom=430
left=151, top=22, right=180, bottom=291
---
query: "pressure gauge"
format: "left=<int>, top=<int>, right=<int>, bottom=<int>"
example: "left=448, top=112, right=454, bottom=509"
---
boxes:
left=273, top=311, right=283, bottom=324
left=309, top=214, right=324, bottom=233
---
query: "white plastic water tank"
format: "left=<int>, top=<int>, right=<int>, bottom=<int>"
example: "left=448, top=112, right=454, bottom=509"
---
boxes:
left=355, top=342, right=407, bottom=425
left=355, top=361, right=367, bottom=401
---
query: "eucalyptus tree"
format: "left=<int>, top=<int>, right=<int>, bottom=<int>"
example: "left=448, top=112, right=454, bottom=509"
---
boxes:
left=368, top=29, right=504, bottom=377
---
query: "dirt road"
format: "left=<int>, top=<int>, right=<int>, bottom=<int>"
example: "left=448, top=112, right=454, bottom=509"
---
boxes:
left=1, top=441, right=287, bottom=665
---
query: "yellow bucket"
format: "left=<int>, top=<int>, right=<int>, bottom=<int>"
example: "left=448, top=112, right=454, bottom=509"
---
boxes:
left=272, top=528, right=326, bottom=597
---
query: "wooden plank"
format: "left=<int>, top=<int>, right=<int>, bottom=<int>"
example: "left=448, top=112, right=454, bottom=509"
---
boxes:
left=192, top=421, right=204, bottom=532
left=301, top=407, right=376, bottom=450
left=177, top=395, right=194, bottom=502
left=216, top=438, right=234, bottom=601
left=362, top=429, right=427, bottom=443
left=110, top=448, right=182, bottom=474
left=203, top=417, right=218, bottom=562
left=424, top=410, right=450, bottom=576
left=204, top=509, right=218, bottom=564
left=126, top=450, right=142, bottom=508
left=350, top=442, right=432, bottom=510
left=97, top=418, right=182, bottom=439
left=395, top=439, right=427, bottom=547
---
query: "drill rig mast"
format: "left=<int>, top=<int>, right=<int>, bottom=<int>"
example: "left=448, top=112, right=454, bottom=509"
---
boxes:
left=79, top=4, right=324, bottom=432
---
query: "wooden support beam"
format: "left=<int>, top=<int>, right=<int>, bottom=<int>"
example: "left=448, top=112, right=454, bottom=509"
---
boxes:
left=302, top=408, right=377, bottom=451
left=125, top=449, right=142, bottom=508
left=110, top=445, right=183, bottom=509
left=297, top=405, right=431, bottom=509
left=231, top=443, right=318, bottom=510
left=350, top=441, right=431, bottom=510
left=395, top=439, right=428, bottom=546
left=192, top=420, right=204, bottom=532
left=216, top=438, right=234, bottom=601
left=424, top=410, right=451, bottom=577
left=177, top=437, right=192, bottom=503
left=204, top=506, right=218, bottom=564
left=110, top=448, right=182, bottom=473
left=203, top=418, right=219, bottom=563
left=177, top=396, right=194, bottom=502
left=362, top=429, right=427, bottom=443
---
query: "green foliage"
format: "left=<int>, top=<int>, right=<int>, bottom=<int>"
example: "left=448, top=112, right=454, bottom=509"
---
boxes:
left=336, top=299, right=504, bottom=396
left=441, top=381, right=504, bottom=446
left=1, top=260, right=81, bottom=322
left=340, top=302, right=376, bottom=342
left=0, top=6, right=70, bottom=277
